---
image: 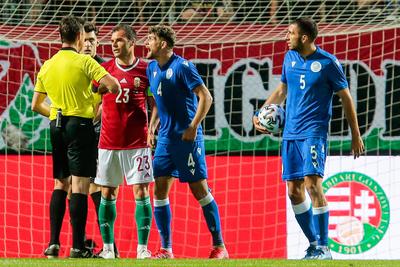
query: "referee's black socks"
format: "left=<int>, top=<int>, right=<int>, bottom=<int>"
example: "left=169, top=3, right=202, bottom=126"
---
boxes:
left=69, top=193, right=88, bottom=250
left=49, top=189, right=68, bottom=245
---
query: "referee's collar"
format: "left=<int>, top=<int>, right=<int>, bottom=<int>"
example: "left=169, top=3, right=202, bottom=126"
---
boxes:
left=60, top=47, right=78, bottom=53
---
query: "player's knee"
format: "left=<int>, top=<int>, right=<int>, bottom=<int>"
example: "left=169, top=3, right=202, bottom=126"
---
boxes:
left=189, top=180, right=208, bottom=201
left=305, top=183, right=323, bottom=199
left=54, top=177, right=70, bottom=191
left=133, top=183, right=150, bottom=199
left=101, top=186, right=117, bottom=200
left=287, top=188, right=304, bottom=203
left=153, top=186, right=168, bottom=200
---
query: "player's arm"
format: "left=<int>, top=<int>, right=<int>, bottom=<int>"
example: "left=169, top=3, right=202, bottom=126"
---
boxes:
left=147, top=97, right=159, bottom=149
left=253, top=82, right=287, bottom=134
left=182, top=84, right=212, bottom=142
left=31, top=92, right=50, bottom=117
left=97, top=74, right=120, bottom=94
left=337, top=88, right=365, bottom=158
left=86, top=57, right=120, bottom=94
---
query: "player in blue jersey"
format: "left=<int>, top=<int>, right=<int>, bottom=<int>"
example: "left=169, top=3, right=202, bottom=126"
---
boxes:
left=145, top=25, right=228, bottom=259
left=253, top=18, right=364, bottom=260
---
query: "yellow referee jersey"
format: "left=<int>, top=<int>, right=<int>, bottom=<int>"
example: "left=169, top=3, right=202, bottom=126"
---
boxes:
left=34, top=48, right=109, bottom=120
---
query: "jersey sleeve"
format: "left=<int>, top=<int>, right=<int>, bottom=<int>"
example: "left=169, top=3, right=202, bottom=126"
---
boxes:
left=34, top=70, right=46, bottom=94
left=146, top=63, right=152, bottom=82
left=280, top=54, right=287, bottom=84
left=327, top=57, right=348, bottom=92
left=180, top=60, right=204, bottom=91
left=92, top=92, right=102, bottom=106
left=84, top=55, right=109, bottom=82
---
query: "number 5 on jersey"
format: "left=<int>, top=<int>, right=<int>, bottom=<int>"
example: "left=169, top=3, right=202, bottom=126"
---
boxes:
left=300, top=74, right=305, bottom=89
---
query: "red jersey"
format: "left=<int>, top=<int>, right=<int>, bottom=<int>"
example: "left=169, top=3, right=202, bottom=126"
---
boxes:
left=99, top=58, right=150, bottom=150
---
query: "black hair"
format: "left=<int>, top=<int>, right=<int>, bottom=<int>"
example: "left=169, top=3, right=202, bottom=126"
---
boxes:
left=59, top=15, right=85, bottom=43
left=293, top=17, right=318, bottom=41
left=84, top=22, right=98, bottom=35
left=112, top=24, right=137, bottom=41
left=148, top=25, right=176, bottom=48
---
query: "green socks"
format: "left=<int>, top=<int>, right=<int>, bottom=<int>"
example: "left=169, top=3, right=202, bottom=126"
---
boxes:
left=99, top=196, right=152, bottom=247
left=99, top=197, right=117, bottom=245
left=135, top=196, right=152, bottom=245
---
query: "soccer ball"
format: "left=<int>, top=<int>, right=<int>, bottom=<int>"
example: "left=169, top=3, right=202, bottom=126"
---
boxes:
left=257, top=104, right=285, bottom=134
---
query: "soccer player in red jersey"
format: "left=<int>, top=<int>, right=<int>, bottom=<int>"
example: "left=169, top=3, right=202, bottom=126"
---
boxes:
left=94, top=24, right=154, bottom=259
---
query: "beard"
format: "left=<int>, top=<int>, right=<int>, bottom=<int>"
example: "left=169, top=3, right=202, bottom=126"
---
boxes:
left=292, top=37, right=304, bottom=52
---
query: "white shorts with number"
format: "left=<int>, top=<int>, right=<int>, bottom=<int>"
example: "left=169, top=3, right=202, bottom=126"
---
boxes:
left=95, top=147, right=154, bottom=187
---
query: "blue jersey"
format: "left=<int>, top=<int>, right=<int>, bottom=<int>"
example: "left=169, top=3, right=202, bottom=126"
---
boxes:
left=281, top=46, right=348, bottom=140
left=147, top=53, right=205, bottom=144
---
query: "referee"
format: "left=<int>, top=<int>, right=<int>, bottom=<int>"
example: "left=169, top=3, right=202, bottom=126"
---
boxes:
left=31, top=15, right=120, bottom=258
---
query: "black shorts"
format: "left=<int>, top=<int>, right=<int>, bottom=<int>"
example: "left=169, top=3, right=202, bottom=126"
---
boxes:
left=50, top=116, right=96, bottom=179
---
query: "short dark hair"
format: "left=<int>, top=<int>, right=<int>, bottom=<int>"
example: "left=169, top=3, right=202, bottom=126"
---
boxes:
left=293, top=17, right=318, bottom=41
left=112, top=24, right=137, bottom=41
left=59, top=15, right=84, bottom=43
left=84, top=22, right=98, bottom=35
left=148, top=25, right=176, bottom=48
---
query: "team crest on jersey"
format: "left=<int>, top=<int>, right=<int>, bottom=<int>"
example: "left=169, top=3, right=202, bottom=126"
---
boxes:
left=166, top=68, right=173, bottom=79
left=134, top=77, right=140, bottom=88
left=311, top=61, right=322, bottom=72
left=323, top=171, right=390, bottom=254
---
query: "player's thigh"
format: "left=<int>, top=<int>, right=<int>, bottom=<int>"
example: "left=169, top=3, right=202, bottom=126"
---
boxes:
left=282, top=139, right=304, bottom=181
left=301, top=137, right=327, bottom=178
left=153, top=143, right=176, bottom=178
left=172, top=141, right=208, bottom=183
left=49, top=120, right=70, bottom=179
left=119, top=148, right=154, bottom=185
left=65, top=117, right=97, bottom=178
left=95, top=149, right=124, bottom=187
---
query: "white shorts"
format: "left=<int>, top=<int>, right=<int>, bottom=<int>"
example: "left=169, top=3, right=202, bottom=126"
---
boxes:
left=95, top=147, right=154, bottom=187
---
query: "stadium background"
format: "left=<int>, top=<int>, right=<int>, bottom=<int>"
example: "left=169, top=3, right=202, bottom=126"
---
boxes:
left=0, top=0, right=399, bottom=260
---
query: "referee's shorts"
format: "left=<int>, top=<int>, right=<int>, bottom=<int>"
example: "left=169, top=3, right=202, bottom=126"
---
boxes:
left=50, top=116, right=96, bottom=179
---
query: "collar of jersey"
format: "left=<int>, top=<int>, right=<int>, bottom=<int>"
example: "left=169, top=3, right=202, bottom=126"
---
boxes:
left=115, top=57, right=140, bottom=72
left=294, top=46, right=320, bottom=60
left=60, top=47, right=78, bottom=53
left=159, top=53, right=177, bottom=71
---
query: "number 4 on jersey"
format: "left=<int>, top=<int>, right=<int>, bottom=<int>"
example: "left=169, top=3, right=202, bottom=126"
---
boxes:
left=157, top=82, right=162, bottom=96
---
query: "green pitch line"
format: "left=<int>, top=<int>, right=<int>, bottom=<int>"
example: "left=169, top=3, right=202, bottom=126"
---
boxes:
left=1, top=259, right=400, bottom=267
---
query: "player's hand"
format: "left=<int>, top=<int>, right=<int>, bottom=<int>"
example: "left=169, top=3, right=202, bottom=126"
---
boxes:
left=182, top=124, right=197, bottom=142
left=147, top=132, right=156, bottom=149
left=351, top=135, right=365, bottom=159
left=252, top=115, right=270, bottom=134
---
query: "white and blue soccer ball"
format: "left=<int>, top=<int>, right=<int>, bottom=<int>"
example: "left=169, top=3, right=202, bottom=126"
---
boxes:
left=257, top=104, right=285, bottom=134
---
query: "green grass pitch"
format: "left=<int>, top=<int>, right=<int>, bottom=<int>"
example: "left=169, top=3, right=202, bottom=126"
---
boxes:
left=1, top=259, right=400, bottom=267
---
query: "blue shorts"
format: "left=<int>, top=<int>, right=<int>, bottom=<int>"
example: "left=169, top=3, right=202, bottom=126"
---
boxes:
left=153, top=141, right=208, bottom=183
left=281, top=138, right=327, bottom=181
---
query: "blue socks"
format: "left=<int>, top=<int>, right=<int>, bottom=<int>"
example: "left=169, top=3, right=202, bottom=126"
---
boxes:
left=154, top=198, right=172, bottom=249
left=313, top=206, right=329, bottom=246
left=199, top=193, right=224, bottom=246
left=292, top=199, right=318, bottom=245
